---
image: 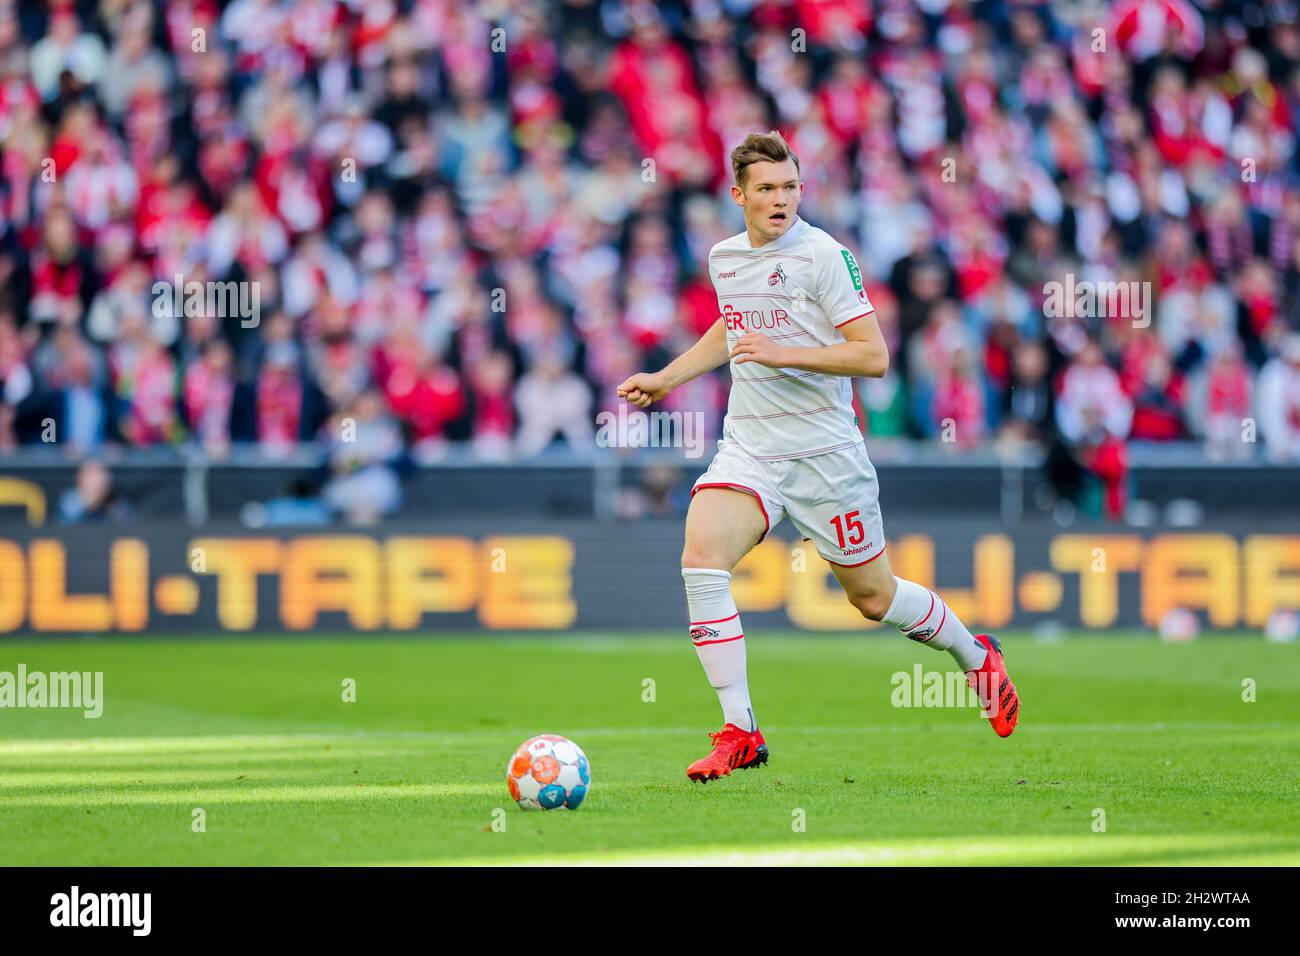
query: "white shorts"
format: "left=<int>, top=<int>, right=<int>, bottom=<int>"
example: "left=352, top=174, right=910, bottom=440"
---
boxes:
left=691, top=438, right=887, bottom=567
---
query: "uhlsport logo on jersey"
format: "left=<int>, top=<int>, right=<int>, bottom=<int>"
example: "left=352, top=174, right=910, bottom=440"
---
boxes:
left=767, top=264, right=787, bottom=287
left=841, top=249, right=868, bottom=304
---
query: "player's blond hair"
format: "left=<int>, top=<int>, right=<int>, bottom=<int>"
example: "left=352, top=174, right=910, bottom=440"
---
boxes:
left=730, top=131, right=800, bottom=190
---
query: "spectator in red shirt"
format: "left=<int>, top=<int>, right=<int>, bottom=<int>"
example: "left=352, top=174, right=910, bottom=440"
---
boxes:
left=255, top=314, right=304, bottom=456
left=28, top=206, right=92, bottom=327
left=931, top=346, right=986, bottom=448
left=382, top=341, right=465, bottom=460
left=183, top=337, right=234, bottom=457
left=113, top=327, right=178, bottom=447
left=468, top=349, right=515, bottom=461
left=1193, top=343, right=1254, bottom=460
left=1129, top=351, right=1186, bottom=441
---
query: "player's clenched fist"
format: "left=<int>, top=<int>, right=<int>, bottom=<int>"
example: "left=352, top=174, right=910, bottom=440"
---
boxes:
left=617, top=371, right=672, bottom=408
left=729, top=332, right=789, bottom=368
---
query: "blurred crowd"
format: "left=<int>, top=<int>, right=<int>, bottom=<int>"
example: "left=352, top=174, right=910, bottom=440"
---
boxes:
left=2, top=0, right=1300, bottom=521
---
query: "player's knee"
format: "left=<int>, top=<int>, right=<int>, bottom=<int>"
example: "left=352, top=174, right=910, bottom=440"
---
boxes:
left=851, top=589, right=892, bottom=622
left=681, top=545, right=725, bottom=571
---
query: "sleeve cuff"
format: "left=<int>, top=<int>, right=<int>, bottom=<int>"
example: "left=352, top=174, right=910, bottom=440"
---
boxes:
left=834, top=310, right=874, bottom=329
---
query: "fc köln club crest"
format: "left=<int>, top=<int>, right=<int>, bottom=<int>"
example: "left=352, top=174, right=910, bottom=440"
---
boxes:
left=767, top=264, right=787, bottom=287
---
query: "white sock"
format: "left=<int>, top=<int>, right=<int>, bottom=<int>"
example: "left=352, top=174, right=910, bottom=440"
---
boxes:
left=682, top=567, right=755, bottom=732
left=882, top=577, right=988, bottom=672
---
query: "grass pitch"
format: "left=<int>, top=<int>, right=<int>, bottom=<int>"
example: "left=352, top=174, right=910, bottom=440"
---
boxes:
left=1, top=633, right=1297, bottom=866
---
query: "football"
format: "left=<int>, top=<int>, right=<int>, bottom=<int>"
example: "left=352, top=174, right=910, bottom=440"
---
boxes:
left=506, top=734, right=591, bottom=810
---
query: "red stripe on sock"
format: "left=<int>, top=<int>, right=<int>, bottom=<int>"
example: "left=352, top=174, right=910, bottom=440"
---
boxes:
left=914, top=591, right=936, bottom=629
left=693, top=633, right=745, bottom=646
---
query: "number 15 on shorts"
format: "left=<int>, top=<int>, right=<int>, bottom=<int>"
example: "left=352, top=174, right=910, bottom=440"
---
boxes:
left=830, top=510, right=866, bottom=549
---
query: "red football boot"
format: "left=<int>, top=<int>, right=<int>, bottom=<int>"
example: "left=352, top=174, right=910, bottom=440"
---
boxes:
left=965, top=634, right=1020, bottom=737
left=686, top=724, right=768, bottom=783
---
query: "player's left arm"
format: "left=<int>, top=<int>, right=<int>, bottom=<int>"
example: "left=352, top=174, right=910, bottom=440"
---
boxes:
left=728, top=314, right=888, bottom=377
left=729, top=239, right=888, bottom=377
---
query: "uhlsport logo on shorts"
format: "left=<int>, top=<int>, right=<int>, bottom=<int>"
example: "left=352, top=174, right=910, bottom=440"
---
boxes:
left=0, top=665, right=103, bottom=718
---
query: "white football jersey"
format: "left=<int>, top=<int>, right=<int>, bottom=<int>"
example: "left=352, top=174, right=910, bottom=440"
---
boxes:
left=709, top=216, right=874, bottom=460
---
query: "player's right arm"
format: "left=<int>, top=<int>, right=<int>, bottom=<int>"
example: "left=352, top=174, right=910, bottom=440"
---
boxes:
left=616, top=317, right=728, bottom=408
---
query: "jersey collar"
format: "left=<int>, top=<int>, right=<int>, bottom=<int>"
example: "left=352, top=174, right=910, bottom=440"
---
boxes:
left=747, top=215, right=806, bottom=250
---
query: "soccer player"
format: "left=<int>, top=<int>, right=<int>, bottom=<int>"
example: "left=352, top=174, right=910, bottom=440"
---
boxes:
left=617, top=131, right=1021, bottom=783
